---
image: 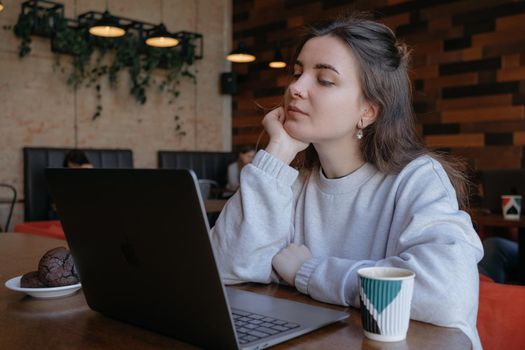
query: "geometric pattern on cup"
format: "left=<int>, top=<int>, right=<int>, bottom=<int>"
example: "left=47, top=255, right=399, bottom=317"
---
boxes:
left=359, top=277, right=414, bottom=337
left=361, top=278, right=401, bottom=313
left=502, top=195, right=522, bottom=219
left=360, top=294, right=380, bottom=334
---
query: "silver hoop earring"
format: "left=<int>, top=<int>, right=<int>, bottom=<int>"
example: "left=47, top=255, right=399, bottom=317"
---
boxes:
left=357, top=129, right=364, bottom=140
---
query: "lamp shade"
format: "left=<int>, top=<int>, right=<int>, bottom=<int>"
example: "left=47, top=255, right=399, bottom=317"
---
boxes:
left=269, top=46, right=286, bottom=68
left=89, top=11, right=126, bottom=38
left=145, top=23, right=179, bottom=48
left=226, top=41, right=255, bottom=63
left=0, top=2, right=4, bottom=13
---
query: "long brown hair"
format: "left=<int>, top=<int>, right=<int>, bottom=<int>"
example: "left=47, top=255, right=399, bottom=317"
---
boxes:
left=290, top=13, right=470, bottom=210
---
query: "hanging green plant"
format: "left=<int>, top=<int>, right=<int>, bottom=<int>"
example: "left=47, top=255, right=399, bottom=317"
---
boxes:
left=174, top=114, right=187, bottom=138
left=13, top=11, right=34, bottom=57
left=11, top=0, right=201, bottom=127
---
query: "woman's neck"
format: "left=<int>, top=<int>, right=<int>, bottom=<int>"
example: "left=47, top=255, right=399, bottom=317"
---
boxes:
left=314, top=139, right=365, bottom=179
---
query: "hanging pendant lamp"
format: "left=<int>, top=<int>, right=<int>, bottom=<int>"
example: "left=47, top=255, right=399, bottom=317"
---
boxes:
left=146, top=23, right=179, bottom=47
left=146, top=0, right=178, bottom=48
left=89, top=0, right=125, bottom=38
left=226, top=41, right=255, bottom=63
left=89, top=10, right=126, bottom=37
left=269, top=46, right=286, bottom=68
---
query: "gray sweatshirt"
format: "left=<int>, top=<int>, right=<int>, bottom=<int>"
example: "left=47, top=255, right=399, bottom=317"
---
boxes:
left=211, top=150, right=483, bottom=349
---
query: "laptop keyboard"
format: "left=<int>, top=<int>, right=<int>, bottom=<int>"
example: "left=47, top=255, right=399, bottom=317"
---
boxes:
left=231, top=309, right=300, bottom=345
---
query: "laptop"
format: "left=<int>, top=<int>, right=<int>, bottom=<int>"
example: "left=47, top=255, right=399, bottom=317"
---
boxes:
left=45, top=168, right=348, bottom=350
left=479, top=170, right=525, bottom=213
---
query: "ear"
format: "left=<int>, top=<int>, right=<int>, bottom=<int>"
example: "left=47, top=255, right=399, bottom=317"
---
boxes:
left=361, top=102, right=379, bottom=128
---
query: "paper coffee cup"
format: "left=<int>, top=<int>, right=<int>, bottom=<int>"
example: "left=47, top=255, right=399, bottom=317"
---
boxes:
left=358, top=267, right=415, bottom=342
left=501, top=195, right=522, bottom=221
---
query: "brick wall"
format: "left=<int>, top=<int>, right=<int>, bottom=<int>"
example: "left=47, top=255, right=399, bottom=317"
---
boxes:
left=0, top=0, right=232, bottom=229
left=231, top=0, right=525, bottom=172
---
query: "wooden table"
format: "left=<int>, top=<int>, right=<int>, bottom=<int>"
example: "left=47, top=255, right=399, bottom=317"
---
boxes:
left=0, top=233, right=471, bottom=349
left=472, top=212, right=525, bottom=284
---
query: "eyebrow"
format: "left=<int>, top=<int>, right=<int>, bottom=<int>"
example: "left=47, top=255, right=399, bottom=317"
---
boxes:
left=295, top=60, right=340, bottom=75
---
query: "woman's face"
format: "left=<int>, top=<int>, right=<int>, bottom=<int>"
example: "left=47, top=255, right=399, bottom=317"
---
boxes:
left=239, top=150, right=255, bottom=165
left=283, top=35, right=370, bottom=145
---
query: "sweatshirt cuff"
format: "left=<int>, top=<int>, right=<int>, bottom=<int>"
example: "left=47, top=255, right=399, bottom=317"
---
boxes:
left=295, top=257, right=322, bottom=295
left=252, top=150, right=299, bottom=187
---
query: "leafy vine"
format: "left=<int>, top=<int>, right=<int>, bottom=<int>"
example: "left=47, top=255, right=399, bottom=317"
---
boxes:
left=11, top=7, right=198, bottom=132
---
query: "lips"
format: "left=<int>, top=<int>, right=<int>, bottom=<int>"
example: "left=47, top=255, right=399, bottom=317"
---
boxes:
left=287, top=105, right=308, bottom=116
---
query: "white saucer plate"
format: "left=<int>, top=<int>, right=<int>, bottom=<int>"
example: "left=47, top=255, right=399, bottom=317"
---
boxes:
left=5, top=275, right=81, bottom=299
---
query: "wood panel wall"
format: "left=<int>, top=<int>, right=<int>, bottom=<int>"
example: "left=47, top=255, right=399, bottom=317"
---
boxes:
left=231, top=0, right=525, bottom=171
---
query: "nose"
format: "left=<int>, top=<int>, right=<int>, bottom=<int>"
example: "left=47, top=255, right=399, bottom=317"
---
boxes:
left=288, top=78, right=306, bottom=99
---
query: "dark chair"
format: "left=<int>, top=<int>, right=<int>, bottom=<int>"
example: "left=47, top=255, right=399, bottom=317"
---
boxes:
left=158, top=151, right=237, bottom=189
left=0, top=184, right=17, bottom=232
left=198, top=179, right=219, bottom=199
left=24, top=147, right=133, bottom=221
left=158, top=151, right=236, bottom=227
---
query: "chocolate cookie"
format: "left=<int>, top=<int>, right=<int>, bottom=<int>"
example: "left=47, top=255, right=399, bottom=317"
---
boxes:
left=38, top=247, right=80, bottom=287
left=20, top=271, right=46, bottom=288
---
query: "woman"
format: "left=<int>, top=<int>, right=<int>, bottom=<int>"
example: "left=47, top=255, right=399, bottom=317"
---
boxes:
left=211, top=14, right=483, bottom=349
left=226, top=145, right=256, bottom=193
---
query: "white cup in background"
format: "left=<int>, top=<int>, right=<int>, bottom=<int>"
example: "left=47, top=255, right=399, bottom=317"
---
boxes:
left=501, top=195, right=522, bottom=221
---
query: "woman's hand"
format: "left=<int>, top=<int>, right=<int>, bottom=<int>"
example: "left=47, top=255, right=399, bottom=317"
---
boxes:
left=272, top=243, right=312, bottom=286
left=262, top=107, right=309, bottom=164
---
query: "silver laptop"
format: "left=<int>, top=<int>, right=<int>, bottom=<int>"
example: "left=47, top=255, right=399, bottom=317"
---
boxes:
left=45, top=168, right=348, bottom=350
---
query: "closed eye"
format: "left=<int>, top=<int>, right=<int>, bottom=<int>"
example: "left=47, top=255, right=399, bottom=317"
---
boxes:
left=318, top=79, right=334, bottom=86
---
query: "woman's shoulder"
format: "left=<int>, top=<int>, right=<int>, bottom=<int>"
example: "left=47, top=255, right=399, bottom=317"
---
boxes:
left=396, top=154, right=457, bottom=201
left=400, top=154, right=448, bottom=179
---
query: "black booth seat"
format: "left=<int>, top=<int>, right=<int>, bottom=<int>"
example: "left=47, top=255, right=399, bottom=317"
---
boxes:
left=158, top=151, right=237, bottom=228
left=157, top=151, right=237, bottom=189
left=23, top=147, right=133, bottom=222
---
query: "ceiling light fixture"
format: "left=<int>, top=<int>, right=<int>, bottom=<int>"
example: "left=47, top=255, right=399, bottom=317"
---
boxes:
left=269, top=45, right=286, bottom=69
left=89, top=10, right=125, bottom=37
left=226, top=41, right=255, bottom=63
left=16, top=0, right=203, bottom=60
left=146, top=23, right=179, bottom=47
left=146, top=0, right=178, bottom=48
left=88, top=1, right=125, bottom=38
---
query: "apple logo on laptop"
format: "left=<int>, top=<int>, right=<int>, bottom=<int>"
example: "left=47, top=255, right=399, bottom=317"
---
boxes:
left=121, top=237, right=140, bottom=267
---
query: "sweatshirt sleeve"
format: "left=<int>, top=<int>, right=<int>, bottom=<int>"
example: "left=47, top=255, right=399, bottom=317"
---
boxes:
left=294, top=157, right=483, bottom=348
left=211, top=150, right=299, bottom=284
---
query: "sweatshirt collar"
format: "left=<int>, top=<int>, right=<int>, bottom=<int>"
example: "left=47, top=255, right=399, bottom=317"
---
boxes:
left=316, top=162, right=378, bottom=194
